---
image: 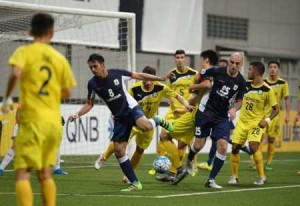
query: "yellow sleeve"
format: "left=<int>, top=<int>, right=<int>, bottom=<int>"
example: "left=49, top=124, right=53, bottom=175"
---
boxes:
left=8, top=46, right=26, bottom=69
left=162, top=84, right=177, bottom=100
left=268, top=88, right=278, bottom=108
left=61, top=57, right=77, bottom=89
left=282, top=82, right=289, bottom=97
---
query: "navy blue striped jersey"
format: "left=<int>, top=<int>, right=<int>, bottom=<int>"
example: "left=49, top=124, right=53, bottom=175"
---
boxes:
left=199, top=67, right=246, bottom=118
left=87, top=69, right=138, bottom=118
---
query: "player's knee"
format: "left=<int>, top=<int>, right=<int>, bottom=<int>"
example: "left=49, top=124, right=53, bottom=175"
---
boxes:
left=249, top=142, right=259, bottom=154
left=135, top=146, right=144, bottom=154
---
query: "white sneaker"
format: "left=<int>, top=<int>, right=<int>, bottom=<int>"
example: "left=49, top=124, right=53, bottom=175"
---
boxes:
left=94, top=154, right=106, bottom=170
left=205, top=179, right=222, bottom=189
left=186, top=159, right=194, bottom=176
left=228, top=176, right=238, bottom=184
left=253, top=176, right=267, bottom=185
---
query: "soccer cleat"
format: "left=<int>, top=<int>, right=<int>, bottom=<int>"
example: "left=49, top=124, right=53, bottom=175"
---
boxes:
left=253, top=176, right=267, bottom=185
left=154, top=116, right=174, bottom=132
left=186, top=159, right=194, bottom=176
left=170, top=167, right=188, bottom=185
left=0, top=169, right=3, bottom=176
left=148, top=168, right=156, bottom=176
left=155, top=172, right=175, bottom=182
left=94, top=154, right=106, bottom=170
left=228, top=176, right=238, bottom=184
left=197, top=162, right=212, bottom=171
left=121, top=181, right=142, bottom=192
left=265, top=164, right=273, bottom=171
left=205, top=179, right=222, bottom=189
left=53, top=168, right=68, bottom=175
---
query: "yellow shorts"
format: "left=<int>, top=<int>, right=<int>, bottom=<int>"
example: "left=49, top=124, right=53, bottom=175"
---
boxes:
left=129, top=126, right=154, bottom=150
left=265, top=115, right=280, bottom=138
left=169, top=110, right=196, bottom=145
left=232, top=121, right=265, bottom=145
left=14, top=122, right=62, bottom=170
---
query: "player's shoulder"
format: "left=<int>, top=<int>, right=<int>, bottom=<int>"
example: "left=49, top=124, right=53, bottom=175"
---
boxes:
left=130, top=81, right=143, bottom=90
left=277, top=77, right=288, bottom=85
left=153, top=81, right=165, bottom=92
left=261, top=82, right=272, bottom=92
left=186, top=66, right=198, bottom=75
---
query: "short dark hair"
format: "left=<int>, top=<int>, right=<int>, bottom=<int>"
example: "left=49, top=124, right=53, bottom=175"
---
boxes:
left=200, top=50, right=219, bottom=66
left=250, top=62, right=265, bottom=76
left=87, top=54, right=105, bottom=64
left=142, top=65, right=156, bottom=75
left=174, top=49, right=185, bottom=56
left=218, top=59, right=229, bottom=66
left=268, top=60, right=280, bottom=68
left=31, top=13, right=54, bottom=37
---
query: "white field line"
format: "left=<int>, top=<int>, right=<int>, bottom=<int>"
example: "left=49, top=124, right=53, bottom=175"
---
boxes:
left=0, top=185, right=300, bottom=199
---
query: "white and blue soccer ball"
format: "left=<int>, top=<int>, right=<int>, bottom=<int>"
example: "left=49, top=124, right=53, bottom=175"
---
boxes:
left=153, top=156, right=171, bottom=174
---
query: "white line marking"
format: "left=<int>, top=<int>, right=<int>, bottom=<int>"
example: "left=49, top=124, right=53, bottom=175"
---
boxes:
left=0, top=185, right=299, bottom=199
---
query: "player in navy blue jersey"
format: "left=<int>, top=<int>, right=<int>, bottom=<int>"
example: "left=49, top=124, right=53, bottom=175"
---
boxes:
left=70, top=53, right=173, bottom=192
left=186, top=52, right=247, bottom=189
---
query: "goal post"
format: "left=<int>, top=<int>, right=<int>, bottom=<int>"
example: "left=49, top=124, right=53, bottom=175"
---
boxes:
left=0, top=0, right=136, bottom=163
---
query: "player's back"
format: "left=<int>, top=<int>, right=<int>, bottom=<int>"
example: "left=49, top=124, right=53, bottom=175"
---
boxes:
left=239, top=81, right=276, bottom=123
left=9, top=42, right=74, bottom=124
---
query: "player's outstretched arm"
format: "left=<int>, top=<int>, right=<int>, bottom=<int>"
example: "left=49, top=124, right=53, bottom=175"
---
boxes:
left=175, top=94, right=194, bottom=112
left=189, top=79, right=212, bottom=92
left=132, top=72, right=165, bottom=81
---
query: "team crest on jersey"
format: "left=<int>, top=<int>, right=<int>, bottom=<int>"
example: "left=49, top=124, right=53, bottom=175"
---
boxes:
left=233, top=85, right=238, bottom=90
left=114, top=79, right=120, bottom=85
left=152, top=92, right=158, bottom=97
left=276, top=83, right=279, bottom=88
left=200, top=69, right=206, bottom=74
left=186, top=75, right=191, bottom=79
left=258, top=90, right=263, bottom=95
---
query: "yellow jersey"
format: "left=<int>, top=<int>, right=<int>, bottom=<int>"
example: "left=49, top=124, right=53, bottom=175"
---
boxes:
left=166, top=66, right=197, bottom=110
left=129, top=81, right=177, bottom=118
left=9, top=42, right=77, bottom=124
left=263, top=77, right=289, bottom=114
left=238, top=81, right=277, bottom=123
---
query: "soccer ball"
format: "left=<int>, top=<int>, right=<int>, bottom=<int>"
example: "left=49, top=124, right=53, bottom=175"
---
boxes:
left=153, top=156, right=171, bottom=174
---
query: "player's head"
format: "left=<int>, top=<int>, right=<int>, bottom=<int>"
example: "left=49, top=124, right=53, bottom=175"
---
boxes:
left=174, top=49, right=186, bottom=69
left=87, top=54, right=107, bottom=78
left=142, top=65, right=156, bottom=90
left=268, top=60, right=280, bottom=77
left=200, top=50, right=218, bottom=69
left=228, top=52, right=243, bottom=76
left=248, top=62, right=265, bottom=80
left=218, top=59, right=229, bottom=67
left=30, top=13, right=54, bottom=40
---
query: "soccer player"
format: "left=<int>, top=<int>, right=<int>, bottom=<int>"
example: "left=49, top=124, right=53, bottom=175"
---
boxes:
left=154, top=49, right=198, bottom=179
left=186, top=52, right=247, bottom=189
left=157, top=50, right=217, bottom=184
left=1, top=12, right=77, bottom=206
left=94, top=66, right=193, bottom=177
left=70, top=54, right=174, bottom=191
left=294, top=85, right=300, bottom=175
left=262, top=61, right=290, bottom=170
left=229, top=62, right=279, bottom=185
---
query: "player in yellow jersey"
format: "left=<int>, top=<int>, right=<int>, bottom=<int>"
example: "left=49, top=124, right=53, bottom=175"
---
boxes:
left=263, top=61, right=290, bottom=171
left=229, top=62, right=279, bottom=185
left=94, top=66, right=193, bottom=179
left=1, top=13, right=77, bottom=206
left=154, top=49, right=198, bottom=179
left=295, top=86, right=300, bottom=175
left=157, top=50, right=217, bottom=185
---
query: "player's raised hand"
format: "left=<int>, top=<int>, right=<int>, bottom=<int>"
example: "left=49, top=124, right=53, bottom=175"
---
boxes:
left=258, top=120, right=268, bottom=128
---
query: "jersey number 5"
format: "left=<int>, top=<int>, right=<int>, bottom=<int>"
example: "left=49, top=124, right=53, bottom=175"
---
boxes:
left=39, top=66, right=52, bottom=96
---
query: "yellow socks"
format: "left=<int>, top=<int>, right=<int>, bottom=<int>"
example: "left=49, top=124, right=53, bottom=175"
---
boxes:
left=16, top=180, right=32, bottom=206
left=266, top=142, right=275, bottom=165
left=157, top=140, right=166, bottom=156
left=103, top=142, right=114, bottom=159
left=162, top=140, right=181, bottom=173
left=253, top=150, right=265, bottom=177
left=230, top=153, right=240, bottom=177
left=41, top=178, right=56, bottom=206
left=131, top=151, right=143, bottom=169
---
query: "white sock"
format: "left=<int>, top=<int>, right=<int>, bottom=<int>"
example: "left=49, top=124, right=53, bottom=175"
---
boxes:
left=149, top=119, right=156, bottom=129
left=54, top=151, right=61, bottom=170
left=0, top=148, right=15, bottom=170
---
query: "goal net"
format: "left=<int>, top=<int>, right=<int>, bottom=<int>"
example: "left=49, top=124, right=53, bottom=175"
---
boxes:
left=0, top=0, right=136, bottom=165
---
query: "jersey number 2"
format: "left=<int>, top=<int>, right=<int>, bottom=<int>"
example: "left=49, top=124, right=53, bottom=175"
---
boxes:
left=39, top=66, right=52, bottom=96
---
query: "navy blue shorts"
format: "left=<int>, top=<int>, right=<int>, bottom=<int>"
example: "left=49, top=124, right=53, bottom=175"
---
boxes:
left=111, top=106, right=144, bottom=142
left=194, top=109, right=230, bottom=141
